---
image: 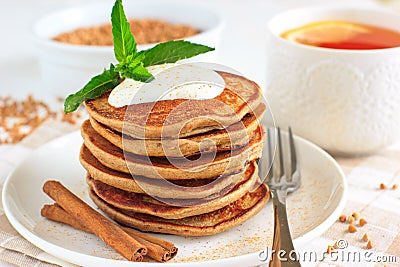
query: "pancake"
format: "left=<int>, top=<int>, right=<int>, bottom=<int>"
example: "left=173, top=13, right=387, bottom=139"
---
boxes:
left=84, top=71, right=263, bottom=139
left=86, top=160, right=258, bottom=219
left=80, top=145, right=256, bottom=199
left=89, top=183, right=269, bottom=236
left=89, top=104, right=265, bottom=157
left=81, top=120, right=264, bottom=179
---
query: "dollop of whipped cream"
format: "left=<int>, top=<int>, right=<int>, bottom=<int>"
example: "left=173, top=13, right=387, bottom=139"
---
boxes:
left=108, top=63, right=225, bottom=107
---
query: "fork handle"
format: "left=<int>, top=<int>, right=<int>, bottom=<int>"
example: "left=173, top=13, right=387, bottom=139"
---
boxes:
left=269, top=190, right=301, bottom=267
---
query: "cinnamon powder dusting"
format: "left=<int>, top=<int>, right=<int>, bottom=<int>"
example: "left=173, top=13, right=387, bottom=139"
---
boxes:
left=53, top=18, right=200, bottom=46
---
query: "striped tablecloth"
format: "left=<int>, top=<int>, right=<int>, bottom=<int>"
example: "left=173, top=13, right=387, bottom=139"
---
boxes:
left=0, top=118, right=399, bottom=267
left=299, top=143, right=400, bottom=267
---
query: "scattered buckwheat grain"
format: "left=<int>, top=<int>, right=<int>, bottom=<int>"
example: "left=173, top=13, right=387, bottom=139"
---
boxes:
left=362, top=233, right=370, bottom=242
left=359, top=218, right=367, bottom=227
left=366, top=240, right=373, bottom=249
left=326, top=245, right=335, bottom=254
left=0, top=95, right=83, bottom=144
left=352, top=212, right=360, bottom=220
left=348, top=224, right=357, bottom=233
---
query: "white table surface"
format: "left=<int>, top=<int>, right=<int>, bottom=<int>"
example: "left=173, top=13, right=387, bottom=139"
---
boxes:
left=0, top=0, right=391, bottom=266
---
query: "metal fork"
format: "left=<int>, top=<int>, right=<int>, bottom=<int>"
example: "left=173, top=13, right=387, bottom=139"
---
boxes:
left=259, top=127, right=301, bottom=267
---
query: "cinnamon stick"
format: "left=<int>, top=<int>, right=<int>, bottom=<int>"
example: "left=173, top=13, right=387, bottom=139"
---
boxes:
left=123, top=230, right=173, bottom=262
left=41, top=204, right=90, bottom=232
left=42, top=180, right=147, bottom=262
left=123, top=227, right=178, bottom=257
left=41, top=203, right=177, bottom=262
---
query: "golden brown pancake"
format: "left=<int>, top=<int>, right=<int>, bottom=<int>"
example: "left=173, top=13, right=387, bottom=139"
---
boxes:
left=89, top=183, right=269, bottom=236
left=84, top=72, right=263, bottom=139
left=86, top=161, right=258, bottom=219
left=89, top=104, right=265, bottom=157
left=80, top=145, right=257, bottom=199
left=81, top=120, right=264, bottom=179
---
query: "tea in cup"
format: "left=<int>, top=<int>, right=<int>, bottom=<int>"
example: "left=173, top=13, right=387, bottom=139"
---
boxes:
left=265, top=7, right=400, bottom=155
left=281, top=20, right=400, bottom=50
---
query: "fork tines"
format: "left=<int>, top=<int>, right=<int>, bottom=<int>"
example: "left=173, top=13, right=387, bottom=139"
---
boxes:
left=261, top=127, right=300, bottom=192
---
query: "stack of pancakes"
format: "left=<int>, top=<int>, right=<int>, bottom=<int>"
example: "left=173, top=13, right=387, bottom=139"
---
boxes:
left=79, top=71, right=269, bottom=236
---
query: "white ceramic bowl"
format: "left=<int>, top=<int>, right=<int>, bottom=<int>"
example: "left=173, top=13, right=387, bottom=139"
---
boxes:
left=33, top=1, right=224, bottom=96
left=265, top=6, right=400, bottom=155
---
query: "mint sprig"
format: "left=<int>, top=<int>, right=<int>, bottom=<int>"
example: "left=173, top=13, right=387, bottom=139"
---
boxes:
left=64, top=0, right=214, bottom=113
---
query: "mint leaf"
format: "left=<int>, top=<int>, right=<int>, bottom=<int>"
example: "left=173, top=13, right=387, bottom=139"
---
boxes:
left=115, top=53, right=153, bottom=82
left=111, top=0, right=136, bottom=62
left=139, top=40, right=215, bottom=67
left=64, top=65, right=121, bottom=113
left=124, top=63, right=153, bottom=82
left=115, top=53, right=143, bottom=75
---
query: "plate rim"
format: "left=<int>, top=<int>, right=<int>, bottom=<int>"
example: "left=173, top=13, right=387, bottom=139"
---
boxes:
left=1, top=130, right=347, bottom=267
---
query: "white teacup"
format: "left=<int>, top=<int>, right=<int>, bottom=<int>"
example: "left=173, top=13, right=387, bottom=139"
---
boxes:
left=265, top=6, right=400, bottom=155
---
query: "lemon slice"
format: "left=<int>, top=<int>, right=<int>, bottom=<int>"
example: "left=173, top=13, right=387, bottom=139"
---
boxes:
left=281, top=20, right=369, bottom=46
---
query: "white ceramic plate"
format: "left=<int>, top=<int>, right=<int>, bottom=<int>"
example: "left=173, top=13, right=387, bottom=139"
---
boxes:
left=2, top=131, right=346, bottom=267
